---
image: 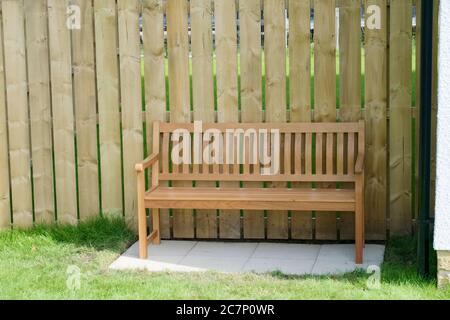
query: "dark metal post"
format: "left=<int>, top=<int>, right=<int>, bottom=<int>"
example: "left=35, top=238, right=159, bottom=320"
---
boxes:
left=417, top=0, right=434, bottom=277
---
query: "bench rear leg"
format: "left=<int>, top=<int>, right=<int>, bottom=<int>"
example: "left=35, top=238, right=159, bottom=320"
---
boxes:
left=152, top=208, right=161, bottom=245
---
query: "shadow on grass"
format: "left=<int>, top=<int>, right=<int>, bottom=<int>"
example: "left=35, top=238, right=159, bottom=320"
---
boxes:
left=25, top=216, right=136, bottom=253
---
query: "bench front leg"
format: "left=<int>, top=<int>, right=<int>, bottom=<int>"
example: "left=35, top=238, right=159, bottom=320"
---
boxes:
left=355, top=172, right=364, bottom=264
left=137, top=168, right=147, bottom=259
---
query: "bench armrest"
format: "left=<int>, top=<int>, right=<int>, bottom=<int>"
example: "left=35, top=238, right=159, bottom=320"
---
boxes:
left=355, top=152, right=364, bottom=174
left=135, top=152, right=159, bottom=172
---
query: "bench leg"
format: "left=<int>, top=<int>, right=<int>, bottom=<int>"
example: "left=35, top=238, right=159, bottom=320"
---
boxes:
left=355, top=174, right=364, bottom=264
left=152, top=208, right=161, bottom=245
left=137, top=171, right=147, bottom=259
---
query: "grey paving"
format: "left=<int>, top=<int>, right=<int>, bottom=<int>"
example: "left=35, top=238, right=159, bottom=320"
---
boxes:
left=110, top=240, right=385, bottom=275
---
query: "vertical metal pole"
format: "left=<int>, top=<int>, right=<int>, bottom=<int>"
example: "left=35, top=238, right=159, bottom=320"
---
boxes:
left=417, top=0, right=434, bottom=277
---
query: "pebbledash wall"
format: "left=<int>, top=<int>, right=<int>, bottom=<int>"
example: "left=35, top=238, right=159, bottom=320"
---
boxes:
left=435, top=0, right=450, bottom=288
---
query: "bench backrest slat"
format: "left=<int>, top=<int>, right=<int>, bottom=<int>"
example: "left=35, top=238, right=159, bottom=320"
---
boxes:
left=155, top=121, right=365, bottom=183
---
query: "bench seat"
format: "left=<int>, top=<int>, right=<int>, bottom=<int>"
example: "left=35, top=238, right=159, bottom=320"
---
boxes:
left=145, top=187, right=355, bottom=211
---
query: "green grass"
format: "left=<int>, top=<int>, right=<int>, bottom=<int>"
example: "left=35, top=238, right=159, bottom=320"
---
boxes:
left=0, top=217, right=448, bottom=300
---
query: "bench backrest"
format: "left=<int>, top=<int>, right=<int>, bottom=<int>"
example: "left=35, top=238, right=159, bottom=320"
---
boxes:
left=153, top=121, right=365, bottom=183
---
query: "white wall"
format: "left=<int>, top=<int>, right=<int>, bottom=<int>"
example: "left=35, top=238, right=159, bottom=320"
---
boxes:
left=434, top=0, right=450, bottom=250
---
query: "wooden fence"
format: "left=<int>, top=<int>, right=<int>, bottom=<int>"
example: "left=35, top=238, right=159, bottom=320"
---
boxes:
left=0, top=0, right=438, bottom=241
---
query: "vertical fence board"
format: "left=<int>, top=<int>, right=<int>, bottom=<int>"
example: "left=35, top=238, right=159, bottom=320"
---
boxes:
left=240, top=0, right=264, bottom=239
left=313, top=0, right=337, bottom=240
left=94, top=0, right=123, bottom=217
left=264, top=0, right=288, bottom=239
left=0, top=6, right=10, bottom=229
left=72, top=0, right=99, bottom=219
left=167, top=0, right=194, bottom=238
left=338, top=0, right=361, bottom=240
left=48, top=0, right=78, bottom=224
left=389, top=0, right=412, bottom=236
left=215, top=0, right=240, bottom=239
left=289, top=0, right=313, bottom=240
left=365, top=0, right=387, bottom=240
left=191, top=0, right=217, bottom=238
left=143, top=0, right=170, bottom=238
left=3, top=0, right=33, bottom=228
left=118, top=0, right=143, bottom=231
left=24, top=0, right=54, bottom=224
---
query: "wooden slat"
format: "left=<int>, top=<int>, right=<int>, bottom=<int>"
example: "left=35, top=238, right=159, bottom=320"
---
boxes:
left=389, top=0, right=412, bottom=236
left=72, top=0, right=99, bottom=220
left=337, top=133, right=344, bottom=175
left=143, top=0, right=170, bottom=238
left=147, top=188, right=355, bottom=202
left=0, top=5, right=11, bottom=229
left=347, top=132, right=355, bottom=175
left=339, top=0, right=361, bottom=240
left=289, top=0, right=313, bottom=240
left=159, top=122, right=361, bottom=132
left=294, top=134, right=302, bottom=174
left=162, top=133, right=170, bottom=174
left=3, top=0, right=33, bottom=228
left=147, top=199, right=356, bottom=212
left=215, top=0, right=240, bottom=239
left=48, top=0, right=78, bottom=224
left=284, top=134, right=292, bottom=174
left=314, top=0, right=338, bottom=240
left=159, top=173, right=355, bottom=182
left=316, top=133, right=323, bottom=174
left=118, top=0, right=143, bottom=231
left=167, top=0, right=194, bottom=238
left=364, top=0, right=387, bottom=240
left=94, top=0, right=123, bottom=217
left=240, top=0, right=265, bottom=239
left=24, top=0, right=54, bottom=223
left=326, top=133, right=333, bottom=175
left=305, top=133, right=313, bottom=175
left=264, top=0, right=288, bottom=239
left=191, top=0, right=217, bottom=239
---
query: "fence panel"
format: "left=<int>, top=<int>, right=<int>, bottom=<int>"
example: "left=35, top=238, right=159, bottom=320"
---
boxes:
left=0, top=5, right=10, bottom=229
left=289, top=0, right=313, bottom=240
left=118, top=0, right=143, bottom=231
left=48, top=0, right=78, bottom=224
left=142, top=0, right=170, bottom=238
left=94, top=0, right=123, bottom=217
left=240, top=0, right=265, bottom=239
left=72, top=0, right=100, bottom=220
left=389, top=0, right=412, bottom=236
left=339, top=0, right=361, bottom=240
left=3, top=0, right=33, bottom=228
left=24, top=0, right=54, bottom=224
left=167, top=0, right=194, bottom=238
left=364, top=0, right=388, bottom=240
left=191, top=0, right=217, bottom=239
left=313, top=0, right=338, bottom=240
left=264, top=0, right=289, bottom=240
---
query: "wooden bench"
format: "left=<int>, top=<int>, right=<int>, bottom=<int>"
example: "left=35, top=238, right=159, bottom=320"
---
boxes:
left=135, top=121, right=366, bottom=263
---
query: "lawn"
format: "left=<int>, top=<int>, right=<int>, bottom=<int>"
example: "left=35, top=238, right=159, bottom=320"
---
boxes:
left=0, top=217, right=448, bottom=300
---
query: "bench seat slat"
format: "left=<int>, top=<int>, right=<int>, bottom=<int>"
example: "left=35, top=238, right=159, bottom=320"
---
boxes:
left=145, top=187, right=355, bottom=211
